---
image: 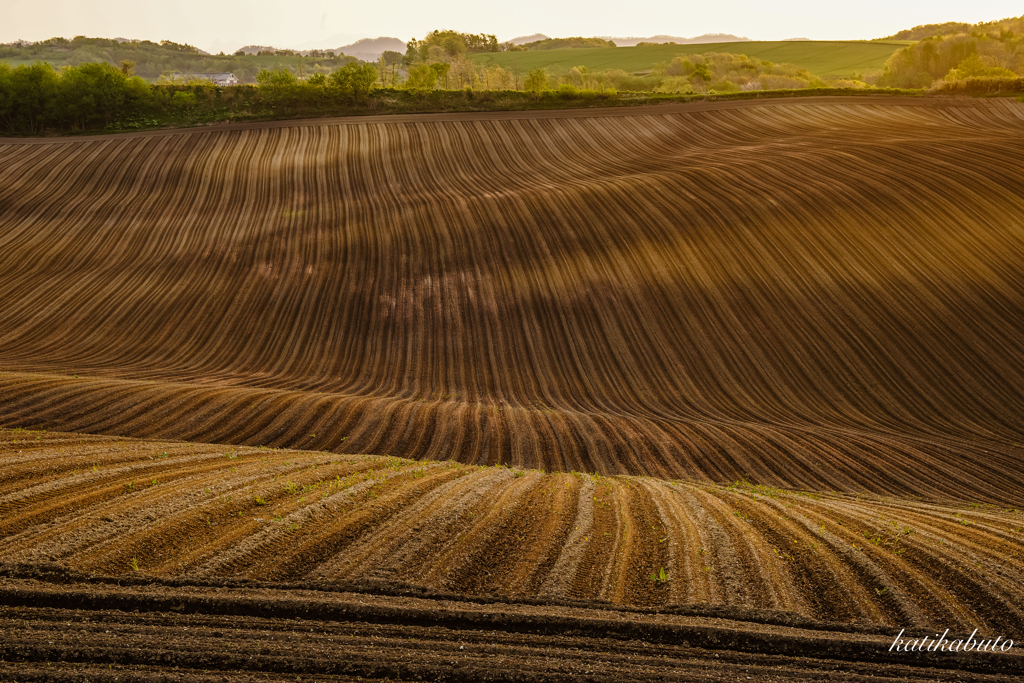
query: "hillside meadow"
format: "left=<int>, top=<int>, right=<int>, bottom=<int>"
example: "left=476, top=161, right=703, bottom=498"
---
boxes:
left=470, top=40, right=915, bottom=78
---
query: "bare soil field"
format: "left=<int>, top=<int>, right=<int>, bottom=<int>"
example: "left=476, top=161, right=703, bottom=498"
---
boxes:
left=2, top=566, right=1023, bottom=682
left=2, top=429, right=1022, bottom=633
left=2, top=98, right=1024, bottom=678
left=1, top=98, right=1023, bottom=504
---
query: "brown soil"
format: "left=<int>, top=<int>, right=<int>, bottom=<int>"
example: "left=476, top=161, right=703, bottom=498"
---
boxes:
left=2, top=566, right=1023, bottom=682
left=0, top=99, right=1023, bottom=503
left=2, top=98, right=1024, bottom=680
left=2, top=428, right=1022, bottom=638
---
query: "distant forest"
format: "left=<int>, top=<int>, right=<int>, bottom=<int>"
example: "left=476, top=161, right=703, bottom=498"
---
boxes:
left=879, top=20, right=1024, bottom=88
left=0, top=36, right=358, bottom=83
left=885, top=14, right=1024, bottom=40
left=2, top=21, right=1022, bottom=136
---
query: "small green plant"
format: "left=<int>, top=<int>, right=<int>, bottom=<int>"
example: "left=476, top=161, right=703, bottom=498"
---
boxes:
left=124, top=481, right=134, bottom=491
left=650, top=566, right=670, bottom=584
left=514, top=470, right=525, bottom=478
left=129, top=556, right=139, bottom=572
left=875, top=587, right=888, bottom=596
left=254, top=496, right=268, bottom=506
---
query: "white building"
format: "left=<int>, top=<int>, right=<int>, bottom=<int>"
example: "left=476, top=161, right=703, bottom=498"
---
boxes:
left=166, top=72, right=239, bottom=86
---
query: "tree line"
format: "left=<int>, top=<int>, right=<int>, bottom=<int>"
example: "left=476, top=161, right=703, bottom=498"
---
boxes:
left=0, top=36, right=358, bottom=84
left=0, top=60, right=381, bottom=134
left=878, top=29, right=1023, bottom=88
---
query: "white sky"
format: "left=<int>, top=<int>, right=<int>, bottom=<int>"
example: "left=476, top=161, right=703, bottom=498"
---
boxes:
left=2, top=0, right=1021, bottom=54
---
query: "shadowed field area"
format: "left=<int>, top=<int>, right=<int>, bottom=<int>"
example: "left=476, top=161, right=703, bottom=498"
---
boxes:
left=1, top=98, right=1023, bottom=505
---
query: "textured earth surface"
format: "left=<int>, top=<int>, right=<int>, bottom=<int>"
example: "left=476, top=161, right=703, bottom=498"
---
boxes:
left=1, top=98, right=1023, bottom=501
left=1, top=565, right=1023, bottom=682
left=2, top=97, right=1023, bottom=679
left=2, top=428, right=1022, bottom=634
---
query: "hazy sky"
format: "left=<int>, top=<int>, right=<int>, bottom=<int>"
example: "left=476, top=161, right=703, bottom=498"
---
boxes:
left=3, top=0, right=1022, bottom=53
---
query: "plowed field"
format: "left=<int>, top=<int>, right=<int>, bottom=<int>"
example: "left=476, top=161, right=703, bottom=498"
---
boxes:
left=3, top=97, right=1024, bottom=678
left=2, top=567, right=1023, bottom=682
left=2, top=98, right=1024, bottom=505
left=3, top=428, right=1023, bottom=633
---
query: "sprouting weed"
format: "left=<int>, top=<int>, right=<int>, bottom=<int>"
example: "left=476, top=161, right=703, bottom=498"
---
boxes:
left=129, top=557, right=139, bottom=572
left=650, top=567, right=670, bottom=584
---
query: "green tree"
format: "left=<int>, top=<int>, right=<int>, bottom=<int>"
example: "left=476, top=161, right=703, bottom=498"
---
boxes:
left=945, top=53, right=1017, bottom=79
left=403, top=63, right=436, bottom=89
left=8, top=61, right=60, bottom=133
left=256, top=67, right=298, bottom=109
left=430, top=62, right=451, bottom=89
left=524, top=67, right=547, bottom=93
left=0, top=63, right=14, bottom=132
left=689, top=63, right=711, bottom=84
left=327, top=62, right=378, bottom=97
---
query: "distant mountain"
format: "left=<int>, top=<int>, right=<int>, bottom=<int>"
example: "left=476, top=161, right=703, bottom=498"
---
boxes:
left=289, top=32, right=365, bottom=52
left=335, top=37, right=406, bottom=60
left=602, top=33, right=750, bottom=47
left=509, top=33, right=549, bottom=45
left=236, top=45, right=279, bottom=55
left=783, top=37, right=812, bottom=41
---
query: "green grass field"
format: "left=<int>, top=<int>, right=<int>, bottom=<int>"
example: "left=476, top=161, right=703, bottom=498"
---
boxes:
left=471, top=41, right=914, bottom=77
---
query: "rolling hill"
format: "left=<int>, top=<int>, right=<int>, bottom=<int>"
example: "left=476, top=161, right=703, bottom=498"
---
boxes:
left=1, top=97, right=1023, bottom=504
left=470, top=40, right=914, bottom=77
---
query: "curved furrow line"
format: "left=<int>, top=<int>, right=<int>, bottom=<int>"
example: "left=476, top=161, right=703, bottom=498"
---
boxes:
left=537, top=476, right=595, bottom=598
left=716, top=487, right=914, bottom=626
left=800, top=497, right=1024, bottom=633
left=3, top=428, right=1024, bottom=630
left=1, top=100, right=1023, bottom=504
left=248, top=462, right=470, bottom=580
left=307, top=465, right=508, bottom=582
left=683, top=486, right=795, bottom=611
left=789, top=499, right=1003, bottom=632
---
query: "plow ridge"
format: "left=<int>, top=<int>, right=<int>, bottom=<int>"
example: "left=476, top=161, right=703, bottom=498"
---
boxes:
left=2, top=428, right=1022, bottom=633
left=3, top=98, right=1024, bottom=678
left=2, top=568, right=1024, bottom=681
left=0, top=100, right=1023, bottom=503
